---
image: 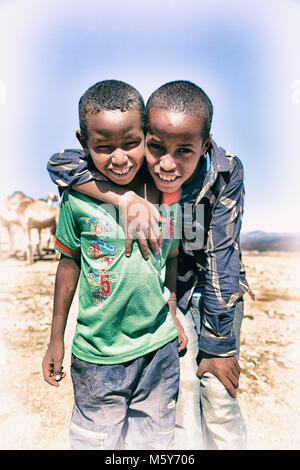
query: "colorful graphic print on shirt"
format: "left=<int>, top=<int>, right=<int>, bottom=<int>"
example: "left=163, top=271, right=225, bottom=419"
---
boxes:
left=86, top=216, right=117, bottom=307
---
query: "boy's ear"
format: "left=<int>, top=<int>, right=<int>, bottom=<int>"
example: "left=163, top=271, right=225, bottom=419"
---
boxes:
left=201, top=133, right=212, bottom=156
left=76, top=130, right=89, bottom=155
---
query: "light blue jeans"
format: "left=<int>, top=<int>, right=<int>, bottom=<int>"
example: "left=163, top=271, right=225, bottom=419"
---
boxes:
left=175, top=295, right=247, bottom=450
left=69, top=338, right=179, bottom=450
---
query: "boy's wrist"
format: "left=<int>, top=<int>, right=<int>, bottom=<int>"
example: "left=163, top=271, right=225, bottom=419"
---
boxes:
left=49, top=317, right=67, bottom=343
left=49, top=334, right=65, bottom=344
left=168, top=300, right=177, bottom=317
left=118, top=190, right=139, bottom=209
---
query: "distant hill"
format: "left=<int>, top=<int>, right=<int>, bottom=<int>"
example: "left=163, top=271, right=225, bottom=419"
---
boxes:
left=240, top=231, right=300, bottom=252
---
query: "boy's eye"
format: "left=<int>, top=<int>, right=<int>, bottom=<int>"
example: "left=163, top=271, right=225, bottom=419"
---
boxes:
left=148, top=142, right=164, bottom=151
left=122, top=141, right=140, bottom=150
left=94, top=145, right=112, bottom=153
left=178, top=148, right=192, bottom=154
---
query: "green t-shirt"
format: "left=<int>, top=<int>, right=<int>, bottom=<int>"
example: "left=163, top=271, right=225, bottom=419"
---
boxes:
left=55, top=189, right=180, bottom=364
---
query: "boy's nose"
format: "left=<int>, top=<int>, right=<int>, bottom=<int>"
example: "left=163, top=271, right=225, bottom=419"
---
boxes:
left=111, top=151, right=128, bottom=166
left=159, top=154, right=176, bottom=171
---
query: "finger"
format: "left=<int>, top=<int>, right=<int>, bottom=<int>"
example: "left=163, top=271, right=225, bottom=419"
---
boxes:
left=56, top=371, right=66, bottom=382
left=54, top=360, right=63, bottom=381
left=181, top=332, right=188, bottom=346
left=151, top=206, right=164, bottom=224
left=196, top=364, right=206, bottom=379
left=228, top=371, right=239, bottom=389
left=233, top=358, right=241, bottom=375
left=44, top=376, right=59, bottom=387
left=177, top=335, right=187, bottom=352
left=137, top=235, right=149, bottom=259
left=54, top=371, right=62, bottom=381
left=43, top=359, right=53, bottom=378
left=148, top=237, right=159, bottom=255
left=150, top=218, right=161, bottom=237
left=150, top=213, right=162, bottom=235
left=158, top=232, right=163, bottom=248
left=228, top=356, right=240, bottom=376
left=221, top=377, right=237, bottom=398
left=125, top=237, right=133, bottom=257
left=43, top=362, right=59, bottom=387
left=231, top=367, right=240, bottom=381
left=150, top=222, right=163, bottom=248
left=178, top=340, right=188, bottom=352
left=148, top=229, right=160, bottom=255
left=229, top=359, right=241, bottom=378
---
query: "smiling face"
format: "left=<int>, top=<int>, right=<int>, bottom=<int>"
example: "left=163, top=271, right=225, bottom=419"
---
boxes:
left=76, top=108, right=145, bottom=186
left=145, top=108, right=211, bottom=193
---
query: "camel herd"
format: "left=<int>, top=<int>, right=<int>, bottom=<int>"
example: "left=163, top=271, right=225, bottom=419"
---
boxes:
left=0, top=191, right=60, bottom=264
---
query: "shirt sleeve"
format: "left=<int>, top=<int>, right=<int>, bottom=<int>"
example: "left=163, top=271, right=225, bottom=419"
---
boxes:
left=199, top=157, right=245, bottom=357
left=54, top=191, right=81, bottom=259
left=47, top=148, right=109, bottom=193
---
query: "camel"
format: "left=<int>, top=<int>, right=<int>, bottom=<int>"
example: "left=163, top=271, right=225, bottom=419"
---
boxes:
left=0, top=191, right=60, bottom=263
left=41, top=193, right=60, bottom=256
left=0, top=191, right=34, bottom=258
left=18, top=193, right=60, bottom=264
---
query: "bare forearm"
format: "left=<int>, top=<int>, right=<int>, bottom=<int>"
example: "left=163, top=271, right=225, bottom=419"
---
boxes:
left=165, top=256, right=188, bottom=350
left=73, top=181, right=130, bottom=208
left=165, top=256, right=178, bottom=296
left=165, top=256, right=178, bottom=316
left=50, top=256, right=80, bottom=342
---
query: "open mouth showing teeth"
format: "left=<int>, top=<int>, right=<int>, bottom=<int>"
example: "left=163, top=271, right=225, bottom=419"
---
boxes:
left=157, top=174, right=179, bottom=182
left=110, top=167, right=132, bottom=176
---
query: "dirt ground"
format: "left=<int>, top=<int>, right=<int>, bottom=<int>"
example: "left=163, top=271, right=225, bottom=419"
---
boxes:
left=0, top=250, right=299, bottom=450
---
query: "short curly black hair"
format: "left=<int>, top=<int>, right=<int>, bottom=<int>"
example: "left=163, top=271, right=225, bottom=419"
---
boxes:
left=145, top=80, right=213, bottom=140
left=79, top=80, right=145, bottom=140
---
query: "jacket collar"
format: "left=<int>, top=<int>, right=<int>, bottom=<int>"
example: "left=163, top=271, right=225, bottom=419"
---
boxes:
left=195, top=138, right=231, bottom=204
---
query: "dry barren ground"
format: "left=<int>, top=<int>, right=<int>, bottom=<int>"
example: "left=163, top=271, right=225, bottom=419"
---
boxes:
left=0, top=251, right=299, bottom=450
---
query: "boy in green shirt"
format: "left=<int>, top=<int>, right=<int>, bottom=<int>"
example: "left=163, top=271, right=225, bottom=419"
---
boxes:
left=42, top=80, right=187, bottom=450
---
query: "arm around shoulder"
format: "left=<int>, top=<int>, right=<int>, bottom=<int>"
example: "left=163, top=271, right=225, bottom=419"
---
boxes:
left=47, top=148, right=108, bottom=191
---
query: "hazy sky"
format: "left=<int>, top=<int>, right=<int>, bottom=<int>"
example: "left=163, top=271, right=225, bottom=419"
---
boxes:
left=0, top=0, right=299, bottom=232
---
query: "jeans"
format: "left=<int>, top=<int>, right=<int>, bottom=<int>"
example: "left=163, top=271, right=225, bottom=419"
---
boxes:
left=69, top=338, right=179, bottom=450
left=175, top=295, right=247, bottom=450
